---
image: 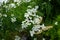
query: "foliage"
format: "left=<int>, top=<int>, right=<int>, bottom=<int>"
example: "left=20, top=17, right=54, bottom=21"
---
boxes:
left=0, top=0, right=60, bottom=40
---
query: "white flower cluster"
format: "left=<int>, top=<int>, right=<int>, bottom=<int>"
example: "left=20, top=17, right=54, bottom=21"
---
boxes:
left=30, top=24, right=46, bottom=37
left=21, top=6, right=46, bottom=37
left=55, top=21, right=58, bottom=25
left=0, top=0, right=9, bottom=6
left=9, top=3, right=16, bottom=8
left=13, top=0, right=31, bottom=7
left=23, top=0, right=31, bottom=2
left=43, top=38, right=45, bottom=40
left=11, top=14, right=17, bottom=23
left=14, top=0, right=21, bottom=3
left=0, top=13, right=7, bottom=17
left=3, top=14, right=7, bottom=17
left=22, top=6, right=39, bottom=29
left=11, top=17, right=16, bottom=23
left=0, top=0, right=31, bottom=8
left=14, top=0, right=21, bottom=6
left=15, top=35, right=21, bottom=40
left=0, top=0, right=8, bottom=4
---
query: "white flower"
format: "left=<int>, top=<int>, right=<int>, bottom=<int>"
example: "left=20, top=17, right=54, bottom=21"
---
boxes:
left=27, top=12, right=32, bottom=16
left=9, top=3, right=16, bottom=8
left=26, top=0, right=31, bottom=2
left=22, top=21, right=26, bottom=24
left=11, top=14, right=14, bottom=17
left=29, top=17, right=32, bottom=20
left=30, top=31, right=35, bottom=37
left=30, top=20, right=35, bottom=24
left=0, top=0, right=8, bottom=3
left=24, top=13, right=30, bottom=18
left=11, top=17, right=16, bottom=23
left=21, top=6, right=46, bottom=37
left=23, top=0, right=31, bottom=2
left=3, top=14, right=7, bottom=17
left=26, top=22, right=31, bottom=25
left=55, top=22, right=58, bottom=25
left=43, top=38, right=45, bottom=40
left=14, top=0, right=21, bottom=6
left=30, top=24, right=46, bottom=36
left=15, top=35, right=20, bottom=40
left=26, top=9, right=32, bottom=13
left=14, top=0, right=21, bottom=3
left=3, top=5, right=8, bottom=8
left=41, top=24, right=46, bottom=29
left=22, top=23, right=28, bottom=29
left=35, top=6, right=39, bottom=10
left=0, top=0, right=8, bottom=6
left=28, top=5, right=32, bottom=8
left=32, top=25, right=42, bottom=31
left=33, top=17, right=41, bottom=24
left=22, top=6, right=40, bottom=29
left=31, top=8, right=37, bottom=13
left=25, top=18, right=30, bottom=22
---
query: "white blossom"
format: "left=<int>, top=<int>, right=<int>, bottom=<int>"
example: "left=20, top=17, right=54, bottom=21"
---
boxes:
left=30, top=24, right=46, bottom=37
left=11, top=17, right=16, bottom=23
left=9, top=3, right=16, bottom=8
left=23, top=0, right=31, bottom=2
left=22, top=6, right=40, bottom=29
left=14, top=0, right=21, bottom=3
left=41, top=24, right=46, bottom=29
left=32, top=24, right=45, bottom=32
left=21, top=6, right=46, bottom=37
left=32, top=25, right=40, bottom=31
left=55, top=22, right=58, bottom=25
left=0, top=0, right=8, bottom=6
left=43, top=38, right=45, bottom=40
left=35, top=6, right=39, bottom=10
left=28, top=5, right=32, bottom=8
left=31, top=8, right=37, bottom=13
left=3, top=14, right=7, bottom=17
left=3, top=5, right=8, bottom=8
left=30, top=31, right=35, bottom=37
left=29, top=17, right=32, bottom=20
left=26, top=9, right=31, bottom=12
left=0, top=0, right=8, bottom=3
left=22, top=23, right=28, bottom=29
left=14, top=0, right=21, bottom=6
left=24, top=13, right=30, bottom=18
left=15, top=35, right=20, bottom=40
left=11, top=14, right=14, bottom=17
left=33, top=17, right=41, bottom=24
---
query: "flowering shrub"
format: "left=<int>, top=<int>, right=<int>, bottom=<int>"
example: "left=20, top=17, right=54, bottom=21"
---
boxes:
left=0, top=0, right=60, bottom=40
